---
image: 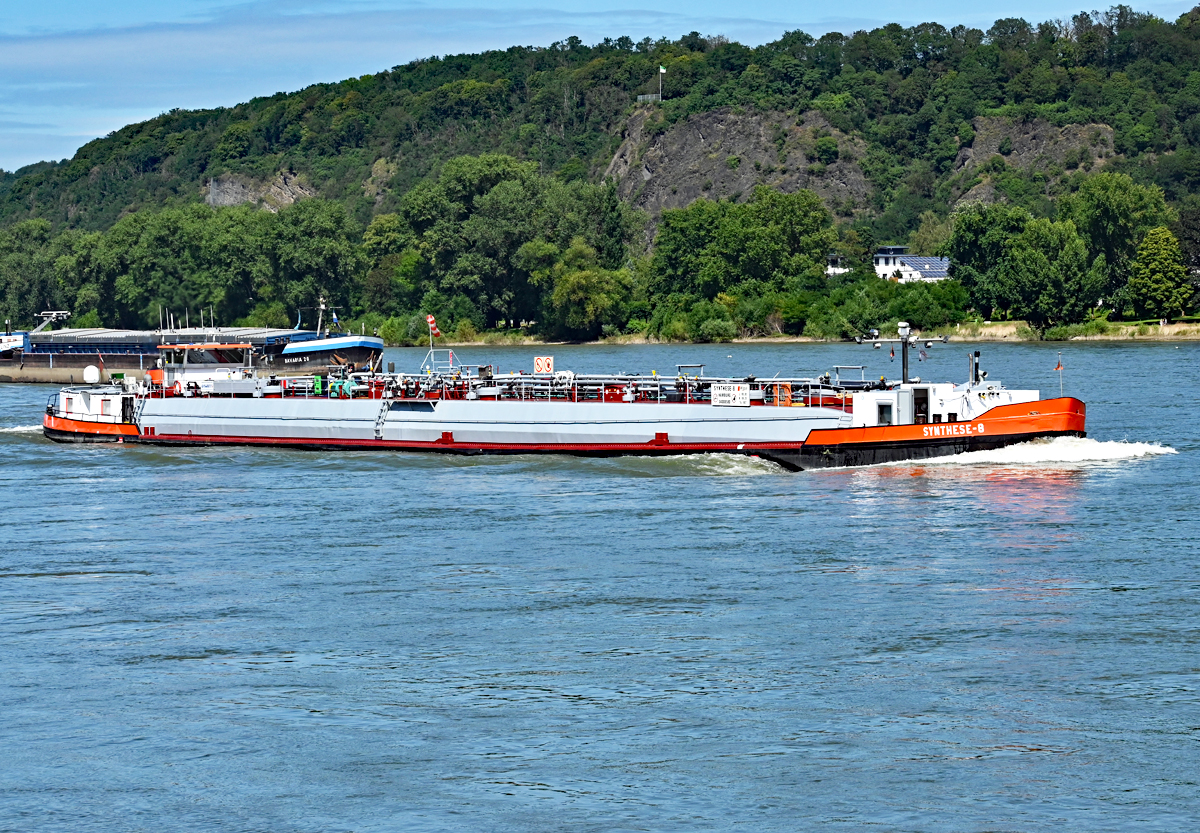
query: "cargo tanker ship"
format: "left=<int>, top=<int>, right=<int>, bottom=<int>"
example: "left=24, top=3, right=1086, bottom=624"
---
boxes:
left=40, top=324, right=1085, bottom=471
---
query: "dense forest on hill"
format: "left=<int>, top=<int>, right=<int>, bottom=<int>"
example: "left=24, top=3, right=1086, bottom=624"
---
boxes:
left=7, top=5, right=1200, bottom=237
left=3, top=6, right=1200, bottom=341
left=2, top=157, right=1187, bottom=342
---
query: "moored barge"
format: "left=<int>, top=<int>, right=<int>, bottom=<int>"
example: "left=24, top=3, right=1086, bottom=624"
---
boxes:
left=2, top=312, right=382, bottom=383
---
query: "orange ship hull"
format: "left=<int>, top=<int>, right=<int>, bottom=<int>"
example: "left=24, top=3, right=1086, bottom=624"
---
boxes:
left=758, top=397, right=1086, bottom=469
left=42, top=413, right=140, bottom=443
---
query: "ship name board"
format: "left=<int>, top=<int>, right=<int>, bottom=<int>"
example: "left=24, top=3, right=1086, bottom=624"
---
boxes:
left=712, top=383, right=750, bottom=407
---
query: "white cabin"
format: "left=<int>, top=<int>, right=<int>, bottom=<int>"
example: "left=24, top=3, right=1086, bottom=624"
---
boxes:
left=850, top=380, right=1038, bottom=427
left=55, top=385, right=133, bottom=425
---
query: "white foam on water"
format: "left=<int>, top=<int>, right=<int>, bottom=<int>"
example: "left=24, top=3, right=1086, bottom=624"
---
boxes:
left=604, top=452, right=783, bottom=477
left=895, top=435, right=1176, bottom=468
left=0, top=425, right=42, bottom=434
left=691, top=452, right=783, bottom=477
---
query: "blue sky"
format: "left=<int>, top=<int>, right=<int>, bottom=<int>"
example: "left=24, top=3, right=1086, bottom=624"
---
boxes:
left=0, top=0, right=1193, bottom=171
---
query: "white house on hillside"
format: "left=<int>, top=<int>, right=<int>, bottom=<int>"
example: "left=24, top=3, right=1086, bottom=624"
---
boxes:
left=825, top=247, right=952, bottom=282
left=873, top=246, right=950, bottom=283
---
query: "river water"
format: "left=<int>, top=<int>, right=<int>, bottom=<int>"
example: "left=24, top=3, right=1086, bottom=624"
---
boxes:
left=0, top=341, right=1195, bottom=832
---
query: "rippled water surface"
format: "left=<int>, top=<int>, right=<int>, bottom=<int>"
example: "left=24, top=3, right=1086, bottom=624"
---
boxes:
left=1, top=342, right=1197, bottom=832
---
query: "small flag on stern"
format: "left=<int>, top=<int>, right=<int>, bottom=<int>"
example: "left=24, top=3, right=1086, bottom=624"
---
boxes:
left=659, top=65, right=666, bottom=74
left=427, top=314, right=441, bottom=337
left=889, top=344, right=895, bottom=361
left=1055, top=358, right=1063, bottom=370
left=919, top=349, right=929, bottom=361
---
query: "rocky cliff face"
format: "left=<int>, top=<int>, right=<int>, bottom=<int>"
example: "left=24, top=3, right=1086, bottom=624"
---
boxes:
left=605, top=106, right=873, bottom=222
left=952, top=116, right=1115, bottom=205
left=606, top=106, right=1121, bottom=219
left=204, top=171, right=316, bottom=212
left=958, top=116, right=1114, bottom=171
left=362, top=158, right=399, bottom=205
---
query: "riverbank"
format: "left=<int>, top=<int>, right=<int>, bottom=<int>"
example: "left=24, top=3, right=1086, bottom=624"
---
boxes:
left=425, top=319, right=1200, bottom=348
left=944, top=320, right=1200, bottom=341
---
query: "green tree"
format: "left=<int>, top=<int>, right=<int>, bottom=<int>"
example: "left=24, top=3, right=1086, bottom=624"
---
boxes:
left=363, top=213, right=413, bottom=265
left=1058, top=172, right=1174, bottom=310
left=945, top=201, right=1033, bottom=314
left=907, top=210, right=952, bottom=255
left=814, top=136, right=839, bottom=164
left=994, top=218, right=1106, bottom=329
left=8, top=15, right=1200, bottom=251
left=0, top=219, right=61, bottom=328
left=1128, top=227, right=1192, bottom=319
left=946, top=202, right=1103, bottom=327
left=391, top=154, right=640, bottom=330
left=530, top=238, right=631, bottom=339
left=837, top=227, right=876, bottom=274
left=269, top=199, right=365, bottom=319
left=649, top=187, right=833, bottom=299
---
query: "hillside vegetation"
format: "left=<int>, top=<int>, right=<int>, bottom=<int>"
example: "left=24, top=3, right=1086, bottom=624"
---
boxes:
left=6, top=6, right=1200, bottom=236
left=4, top=6, right=1200, bottom=341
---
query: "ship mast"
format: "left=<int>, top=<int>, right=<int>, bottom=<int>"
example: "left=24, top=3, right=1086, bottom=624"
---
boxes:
left=855, top=322, right=948, bottom=384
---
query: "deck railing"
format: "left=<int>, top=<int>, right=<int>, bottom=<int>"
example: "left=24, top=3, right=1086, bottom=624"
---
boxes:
left=129, top=370, right=861, bottom=412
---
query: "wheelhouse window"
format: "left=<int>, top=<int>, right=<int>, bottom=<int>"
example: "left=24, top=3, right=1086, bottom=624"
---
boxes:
left=877, top=402, right=893, bottom=426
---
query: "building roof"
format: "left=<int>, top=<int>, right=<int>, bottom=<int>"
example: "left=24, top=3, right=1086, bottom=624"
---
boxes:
left=900, top=256, right=951, bottom=278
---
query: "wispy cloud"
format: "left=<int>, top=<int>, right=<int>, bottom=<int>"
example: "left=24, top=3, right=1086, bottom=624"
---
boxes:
left=0, top=4, right=791, bottom=169
left=0, top=5, right=788, bottom=105
left=0, top=118, right=58, bottom=130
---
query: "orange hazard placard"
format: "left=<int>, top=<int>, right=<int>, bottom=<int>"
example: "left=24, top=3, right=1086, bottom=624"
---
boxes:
left=534, top=356, right=554, bottom=373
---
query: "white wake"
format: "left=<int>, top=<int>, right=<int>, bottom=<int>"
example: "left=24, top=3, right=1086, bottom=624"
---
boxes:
left=897, top=435, right=1175, bottom=468
left=0, top=425, right=42, bottom=434
left=691, top=453, right=783, bottom=476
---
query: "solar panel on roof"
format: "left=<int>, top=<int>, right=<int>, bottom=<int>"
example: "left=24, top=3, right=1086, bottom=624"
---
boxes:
left=898, top=257, right=951, bottom=278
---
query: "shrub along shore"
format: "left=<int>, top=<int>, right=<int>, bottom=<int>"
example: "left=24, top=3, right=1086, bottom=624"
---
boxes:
left=409, top=318, right=1200, bottom=347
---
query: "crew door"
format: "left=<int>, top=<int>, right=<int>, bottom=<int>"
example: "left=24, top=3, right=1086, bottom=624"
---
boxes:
left=896, top=389, right=914, bottom=425
left=913, top=388, right=929, bottom=424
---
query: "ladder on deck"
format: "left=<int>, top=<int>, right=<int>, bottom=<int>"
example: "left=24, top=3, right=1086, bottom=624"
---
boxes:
left=374, top=394, right=392, bottom=440
left=133, top=391, right=151, bottom=426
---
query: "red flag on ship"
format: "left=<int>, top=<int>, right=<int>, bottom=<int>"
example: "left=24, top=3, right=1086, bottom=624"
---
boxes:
left=889, top=344, right=895, bottom=361
left=427, top=314, right=441, bottom=337
left=1055, top=359, right=1063, bottom=371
